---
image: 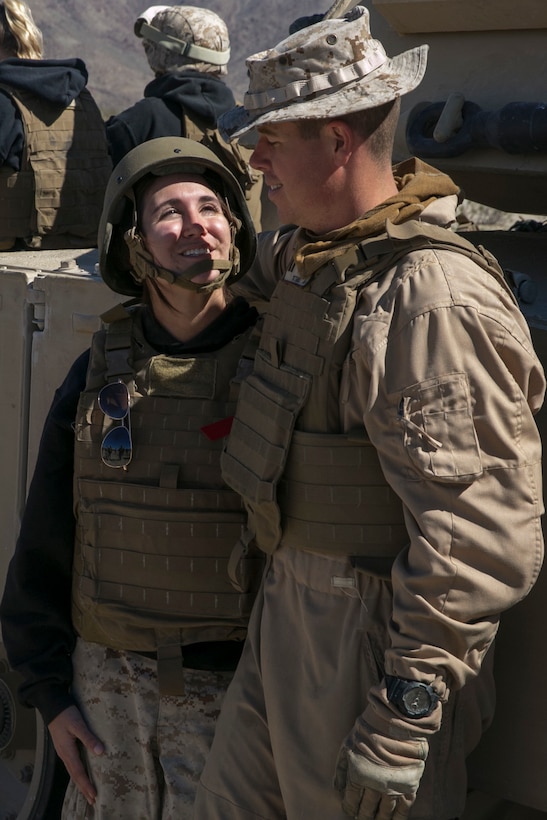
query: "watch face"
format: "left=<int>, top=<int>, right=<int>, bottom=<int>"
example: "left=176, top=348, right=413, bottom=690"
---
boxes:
left=401, top=685, right=432, bottom=717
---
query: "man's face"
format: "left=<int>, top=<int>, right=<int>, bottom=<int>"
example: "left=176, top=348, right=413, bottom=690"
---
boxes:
left=250, top=121, right=339, bottom=233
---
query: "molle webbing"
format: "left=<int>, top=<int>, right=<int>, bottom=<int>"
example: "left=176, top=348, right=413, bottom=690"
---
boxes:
left=222, top=223, right=507, bottom=559
left=72, top=310, right=263, bottom=655
left=222, top=252, right=405, bottom=556
left=278, top=430, right=407, bottom=557
left=74, top=479, right=255, bottom=617
left=0, top=85, right=111, bottom=247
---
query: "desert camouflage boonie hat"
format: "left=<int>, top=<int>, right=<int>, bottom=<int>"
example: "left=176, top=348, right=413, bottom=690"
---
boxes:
left=219, top=5, right=428, bottom=140
left=135, top=5, right=230, bottom=76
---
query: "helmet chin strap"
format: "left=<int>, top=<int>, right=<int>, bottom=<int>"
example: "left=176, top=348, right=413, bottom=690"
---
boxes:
left=124, top=226, right=240, bottom=294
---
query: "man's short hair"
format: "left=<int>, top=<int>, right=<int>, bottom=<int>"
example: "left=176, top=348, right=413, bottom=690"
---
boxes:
left=297, top=99, right=401, bottom=163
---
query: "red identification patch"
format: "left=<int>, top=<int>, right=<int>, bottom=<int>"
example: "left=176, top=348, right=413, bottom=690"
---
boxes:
left=200, top=416, right=234, bottom=441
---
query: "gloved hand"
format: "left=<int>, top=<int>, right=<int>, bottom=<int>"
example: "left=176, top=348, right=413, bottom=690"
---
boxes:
left=334, top=682, right=443, bottom=820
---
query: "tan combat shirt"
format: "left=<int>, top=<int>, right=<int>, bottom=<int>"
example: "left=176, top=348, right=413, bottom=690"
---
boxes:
left=235, top=192, right=545, bottom=695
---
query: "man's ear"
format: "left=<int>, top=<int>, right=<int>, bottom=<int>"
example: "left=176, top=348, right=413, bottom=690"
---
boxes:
left=325, top=119, right=355, bottom=167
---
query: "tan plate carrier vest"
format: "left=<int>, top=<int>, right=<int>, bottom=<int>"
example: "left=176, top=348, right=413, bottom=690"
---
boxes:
left=72, top=307, right=263, bottom=692
left=222, top=221, right=513, bottom=572
left=183, top=112, right=264, bottom=232
left=0, top=84, right=112, bottom=249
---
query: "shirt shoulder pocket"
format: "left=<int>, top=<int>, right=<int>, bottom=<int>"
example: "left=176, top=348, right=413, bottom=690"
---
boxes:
left=399, top=372, right=483, bottom=482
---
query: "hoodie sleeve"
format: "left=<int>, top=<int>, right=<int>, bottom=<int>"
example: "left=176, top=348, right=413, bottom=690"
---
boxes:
left=0, top=90, right=23, bottom=169
left=0, top=349, right=89, bottom=725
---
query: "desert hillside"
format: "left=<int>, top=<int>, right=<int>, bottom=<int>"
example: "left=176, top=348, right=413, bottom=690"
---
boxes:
left=32, top=0, right=322, bottom=117
left=28, top=1, right=536, bottom=223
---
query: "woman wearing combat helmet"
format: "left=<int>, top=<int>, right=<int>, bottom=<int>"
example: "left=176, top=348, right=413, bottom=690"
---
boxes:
left=0, top=136, right=262, bottom=819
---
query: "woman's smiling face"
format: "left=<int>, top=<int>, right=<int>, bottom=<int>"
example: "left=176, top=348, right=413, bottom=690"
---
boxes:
left=140, top=173, right=232, bottom=285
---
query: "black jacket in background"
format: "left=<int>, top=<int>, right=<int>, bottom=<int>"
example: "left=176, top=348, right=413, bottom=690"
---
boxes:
left=105, top=70, right=236, bottom=167
left=0, top=57, right=89, bottom=170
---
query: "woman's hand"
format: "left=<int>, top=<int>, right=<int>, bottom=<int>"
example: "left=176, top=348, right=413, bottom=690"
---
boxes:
left=48, top=705, right=105, bottom=805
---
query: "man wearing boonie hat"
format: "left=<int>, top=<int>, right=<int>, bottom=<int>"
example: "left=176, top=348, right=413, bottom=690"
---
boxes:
left=105, top=6, right=266, bottom=230
left=194, top=5, right=545, bottom=820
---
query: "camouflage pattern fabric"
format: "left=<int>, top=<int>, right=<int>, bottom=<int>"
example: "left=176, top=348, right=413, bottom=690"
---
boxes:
left=61, top=638, right=233, bottom=819
left=143, top=7, right=230, bottom=76
left=218, top=5, right=427, bottom=141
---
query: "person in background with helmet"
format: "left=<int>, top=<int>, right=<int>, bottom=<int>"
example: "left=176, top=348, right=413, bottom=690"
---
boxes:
left=0, top=136, right=262, bottom=819
left=193, top=6, right=545, bottom=820
left=0, top=0, right=111, bottom=250
left=105, top=5, right=269, bottom=232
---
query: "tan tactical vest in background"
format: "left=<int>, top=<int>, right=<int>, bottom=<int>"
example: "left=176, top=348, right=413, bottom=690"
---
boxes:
left=0, top=85, right=112, bottom=249
left=183, top=112, right=269, bottom=232
left=72, top=307, right=263, bottom=666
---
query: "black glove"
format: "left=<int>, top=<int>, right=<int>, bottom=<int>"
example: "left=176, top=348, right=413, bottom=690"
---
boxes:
left=289, top=14, right=324, bottom=34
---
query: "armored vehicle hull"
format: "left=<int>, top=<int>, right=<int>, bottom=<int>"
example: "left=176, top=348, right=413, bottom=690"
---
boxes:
left=370, top=0, right=547, bottom=217
left=0, top=249, right=113, bottom=820
left=2, top=2, right=547, bottom=816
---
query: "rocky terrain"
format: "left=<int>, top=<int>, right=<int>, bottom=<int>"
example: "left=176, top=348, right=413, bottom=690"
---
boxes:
left=30, top=0, right=544, bottom=226
left=32, top=0, right=321, bottom=117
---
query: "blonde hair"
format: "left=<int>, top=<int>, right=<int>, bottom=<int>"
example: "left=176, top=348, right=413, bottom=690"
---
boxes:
left=0, top=0, right=43, bottom=59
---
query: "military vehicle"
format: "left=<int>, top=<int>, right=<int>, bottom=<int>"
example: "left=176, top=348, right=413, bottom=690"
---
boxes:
left=366, top=2, right=547, bottom=814
left=2, top=1, right=547, bottom=817
left=0, top=249, right=113, bottom=819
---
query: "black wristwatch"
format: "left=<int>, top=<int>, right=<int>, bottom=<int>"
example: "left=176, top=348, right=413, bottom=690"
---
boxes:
left=385, top=675, right=439, bottom=718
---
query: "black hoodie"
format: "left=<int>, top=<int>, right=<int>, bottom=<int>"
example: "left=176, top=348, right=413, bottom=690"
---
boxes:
left=105, top=70, right=236, bottom=167
left=0, top=57, right=89, bottom=170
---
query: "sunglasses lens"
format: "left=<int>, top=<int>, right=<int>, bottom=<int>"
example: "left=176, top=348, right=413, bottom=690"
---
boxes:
left=101, top=425, right=132, bottom=468
left=98, top=381, right=129, bottom=420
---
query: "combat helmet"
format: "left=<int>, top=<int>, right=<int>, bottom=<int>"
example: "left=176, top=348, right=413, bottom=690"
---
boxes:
left=135, top=5, right=230, bottom=76
left=98, top=136, right=257, bottom=297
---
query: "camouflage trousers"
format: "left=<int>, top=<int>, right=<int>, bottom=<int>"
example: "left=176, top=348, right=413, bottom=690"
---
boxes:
left=62, top=638, right=233, bottom=820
